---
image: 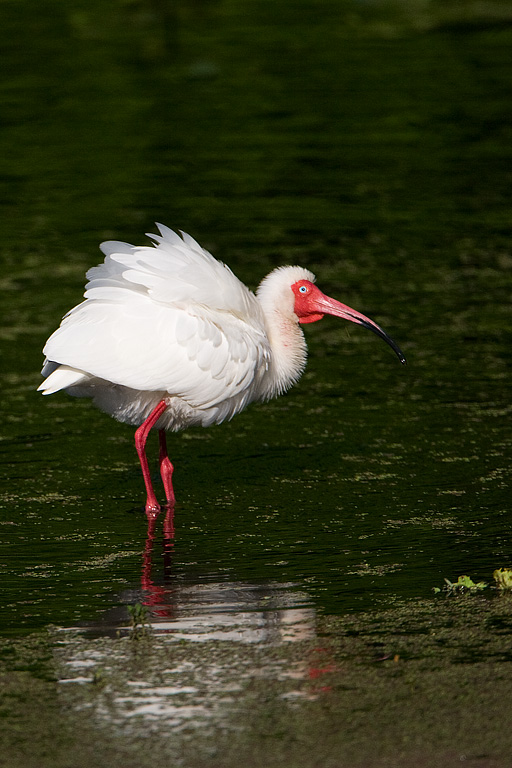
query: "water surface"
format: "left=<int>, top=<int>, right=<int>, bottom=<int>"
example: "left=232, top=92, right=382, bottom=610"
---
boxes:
left=1, top=1, right=512, bottom=765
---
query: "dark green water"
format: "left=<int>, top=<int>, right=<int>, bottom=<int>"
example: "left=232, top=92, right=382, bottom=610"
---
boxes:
left=1, top=1, right=512, bottom=765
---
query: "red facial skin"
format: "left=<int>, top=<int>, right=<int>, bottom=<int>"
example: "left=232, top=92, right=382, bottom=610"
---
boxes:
left=291, top=279, right=406, bottom=364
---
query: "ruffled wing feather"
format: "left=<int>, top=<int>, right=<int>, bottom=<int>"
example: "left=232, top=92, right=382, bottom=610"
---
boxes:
left=40, top=227, right=271, bottom=415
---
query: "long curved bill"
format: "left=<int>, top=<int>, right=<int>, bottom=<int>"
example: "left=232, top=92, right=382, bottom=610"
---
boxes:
left=316, top=294, right=406, bottom=365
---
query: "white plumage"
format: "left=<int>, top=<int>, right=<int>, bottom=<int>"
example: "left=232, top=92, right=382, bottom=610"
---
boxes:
left=39, top=224, right=405, bottom=516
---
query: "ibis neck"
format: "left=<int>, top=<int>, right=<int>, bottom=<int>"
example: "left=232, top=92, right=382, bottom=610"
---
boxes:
left=261, top=310, right=308, bottom=399
left=256, top=265, right=315, bottom=400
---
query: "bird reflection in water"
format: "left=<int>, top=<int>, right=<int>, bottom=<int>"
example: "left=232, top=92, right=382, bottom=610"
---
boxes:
left=134, top=511, right=319, bottom=646
left=140, top=506, right=175, bottom=616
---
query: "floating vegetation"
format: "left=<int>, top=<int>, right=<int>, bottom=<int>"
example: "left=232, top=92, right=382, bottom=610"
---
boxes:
left=493, top=568, right=512, bottom=591
left=433, top=575, right=488, bottom=594
left=127, top=603, right=150, bottom=641
left=434, top=569, right=512, bottom=595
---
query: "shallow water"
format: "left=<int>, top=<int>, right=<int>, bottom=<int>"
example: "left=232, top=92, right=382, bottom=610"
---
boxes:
left=1, top=1, right=512, bottom=765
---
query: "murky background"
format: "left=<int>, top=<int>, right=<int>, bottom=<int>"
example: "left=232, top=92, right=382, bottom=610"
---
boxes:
left=1, top=1, right=512, bottom=766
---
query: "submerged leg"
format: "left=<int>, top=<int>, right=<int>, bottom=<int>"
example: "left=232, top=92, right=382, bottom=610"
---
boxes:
left=134, top=399, right=168, bottom=517
left=158, top=429, right=175, bottom=507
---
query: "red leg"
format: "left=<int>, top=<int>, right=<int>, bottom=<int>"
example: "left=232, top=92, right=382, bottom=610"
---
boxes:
left=134, top=400, right=168, bottom=518
left=158, top=429, right=175, bottom=508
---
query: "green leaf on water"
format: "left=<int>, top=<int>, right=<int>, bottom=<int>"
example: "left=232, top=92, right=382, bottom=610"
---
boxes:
left=442, top=575, right=488, bottom=594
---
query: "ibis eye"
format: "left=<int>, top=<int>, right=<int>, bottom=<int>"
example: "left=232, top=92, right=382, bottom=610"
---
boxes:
left=299, top=285, right=308, bottom=294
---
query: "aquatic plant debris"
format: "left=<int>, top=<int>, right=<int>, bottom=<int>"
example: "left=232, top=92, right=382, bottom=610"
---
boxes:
left=493, top=568, right=512, bottom=591
left=435, top=569, right=512, bottom=594
left=127, top=603, right=151, bottom=641
left=434, top=575, right=488, bottom=594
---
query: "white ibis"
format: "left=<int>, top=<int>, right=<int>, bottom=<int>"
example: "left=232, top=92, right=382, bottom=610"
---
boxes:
left=39, top=224, right=405, bottom=517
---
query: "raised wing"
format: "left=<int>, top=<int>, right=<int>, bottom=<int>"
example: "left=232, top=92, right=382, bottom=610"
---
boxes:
left=87, top=224, right=261, bottom=322
left=40, top=227, right=271, bottom=417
